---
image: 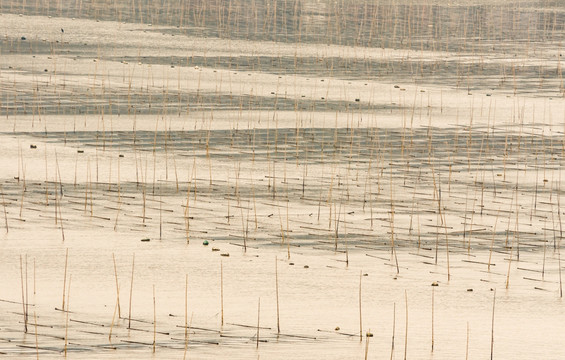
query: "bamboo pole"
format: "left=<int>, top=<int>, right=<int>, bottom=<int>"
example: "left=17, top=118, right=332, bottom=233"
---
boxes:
left=20, top=255, right=27, bottom=333
left=256, top=297, right=260, bottom=349
left=128, top=254, right=135, bottom=329
left=112, top=253, right=121, bottom=317
left=491, top=289, right=496, bottom=360
left=359, top=270, right=363, bottom=342
left=275, top=257, right=280, bottom=334
left=62, top=248, right=68, bottom=310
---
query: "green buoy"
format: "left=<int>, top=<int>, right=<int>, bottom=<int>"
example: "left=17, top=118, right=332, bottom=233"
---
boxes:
left=203, top=240, right=209, bottom=246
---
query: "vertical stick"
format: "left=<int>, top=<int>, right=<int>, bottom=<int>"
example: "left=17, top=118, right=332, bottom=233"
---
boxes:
left=390, top=303, right=396, bottom=360
left=0, top=185, right=8, bottom=233
left=128, top=254, right=135, bottom=329
left=491, top=289, right=496, bottom=360
left=185, top=274, right=188, bottom=341
left=64, top=275, right=71, bottom=355
left=431, top=286, right=434, bottom=351
left=20, top=255, right=27, bottom=333
left=109, top=291, right=118, bottom=342
left=466, top=321, right=470, bottom=360
left=559, top=246, right=563, bottom=298
left=359, top=270, right=363, bottom=341
left=275, top=257, right=280, bottom=334
left=221, top=260, right=224, bottom=327
left=112, top=253, right=121, bottom=317
left=25, top=255, right=29, bottom=327
left=256, top=297, right=260, bottom=349
left=404, top=290, right=408, bottom=360
left=62, top=248, right=68, bottom=310
left=34, top=311, right=39, bottom=360
left=153, top=285, right=156, bottom=353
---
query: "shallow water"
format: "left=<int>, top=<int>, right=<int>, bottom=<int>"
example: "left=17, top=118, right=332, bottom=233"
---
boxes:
left=1, top=1, right=565, bottom=359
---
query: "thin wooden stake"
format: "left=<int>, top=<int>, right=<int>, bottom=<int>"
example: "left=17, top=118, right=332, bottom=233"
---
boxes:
left=20, top=255, right=27, bottom=333
left=491, top=289, right=496, bottom=360
left=62, top=248, right=68, bottom=310
left=128, top=254, right=135, bottom=329
left=64, top=275, right=71, bottom=356
left=256, top=297, right=260, bottom=349
left=466, top=321, right=470, bottom=360
left=185, top=274, right=188, bottom=341
left=153, top=285, right=156, bottom=353
left=221, top=260, right=224, bottom=327
left=0, top=185, right=8, bottom=233
left=390, top=303, right=396, bottom=360
left=275, top=257, right=280, bottom=334
left=109, top=289, right=119, bottom=342
left=404, top=290, right=408, bottom=360
left=359, top=270, right=363, bottom=342
left=431, top=286, right=434, bottom=351
left=112, top=253, right=121, bottom=318
left=34, top=311, right=39, bottom=360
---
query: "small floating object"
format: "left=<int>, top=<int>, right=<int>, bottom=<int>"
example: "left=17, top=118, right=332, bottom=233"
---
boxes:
left=20, top=36, right=26, bottom=40
left=30, top=144, right=37, bottom=149
left=366, top=332, right=374, bottom=337
left=355, top=98, right=360, bottom=102
left=431, top=281, right=439, bottom=286
left=335, top=326, right=340, bottom=331
left=141, top=238, right=150, bottom=242
left=203, top=240, right=209, bottom=246
left=212, top=247, right=220, bottom=252
left=467, top=288, right=473, bottom=292
left=289, top=262, right=294, bottom=266
left=303, top=265, right=309, bottom=269
left=119, top=154, right=124, bottom=158
left=220, top=253, right=229, bottom=257
left=77, top=150, right=84, bottom=153
left=363, top=273, right=368, bottom=277
left=44, top=69, right=48, bottom=72
left=394, top=85, right=400, bottom=88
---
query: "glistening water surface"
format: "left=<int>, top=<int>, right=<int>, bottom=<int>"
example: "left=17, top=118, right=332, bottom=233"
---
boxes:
left=1, top=0, right=565, bottom=359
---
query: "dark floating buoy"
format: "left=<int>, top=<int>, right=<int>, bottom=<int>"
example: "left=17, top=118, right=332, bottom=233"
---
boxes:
left=77, top=150, right=84, bottom=153
left=119, top=154, right=124, bottom=158
left=467, top=288, right=473, bottom=292
left=30, top=144, right=37, bottom=149
left=44, top=69, right=48, bottom=72
left=203, top=240, right=209, bottom=246
left=355, top=98, right=360, bottom=102
left=220, top=253, right=229, bottom=257
left=335, top=326, right=340, bottom=331
left=394, top=85, right=400, bottom=88
left=431, top=281, right=439, bottom=286
left=289, top=262, right=294, bottom=266
left=21, top=36, right=26, bottom=40
left=141, top=238, right=150, bottom=242
left=212, top=247, right=220, bottom=252
left=366, top=332, right=374, bottom=337
left=303, top=265, right=309, bottom=269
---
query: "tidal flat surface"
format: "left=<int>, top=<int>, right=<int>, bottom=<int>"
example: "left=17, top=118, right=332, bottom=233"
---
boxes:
left=1, top=1, right=565, bottom=359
